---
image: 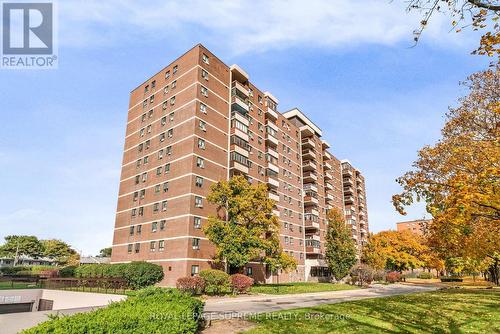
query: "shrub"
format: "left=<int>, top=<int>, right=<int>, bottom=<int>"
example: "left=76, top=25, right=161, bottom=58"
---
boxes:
left=59, top=266, right=77, bottom=277
left=15, top=270, right=35, bottom=276
left=230, top=274, right=254, bottom=294
left=199, top=269, right=230, bottom=295
left=373, top=270, right=386, bottom=282
left=350, top=264, right=374, bottom=286
left=21, top=287, right=203, bottom=334
left=417, top=272, right=433, bottom=279
left=0, top=266, right=31, bottom=275
left=123, top=262, right=164, bottom=290
left=440, top=276, right=464, bottom=282
left=385, top=271, right=401, bottom=283
left=176, top=276, right=205, bottom=295
left=31, top=265, right=57, bottom=274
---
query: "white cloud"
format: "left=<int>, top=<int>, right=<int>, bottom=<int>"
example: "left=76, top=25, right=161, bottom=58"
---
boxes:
left=58, top=0, right=477, bottom=52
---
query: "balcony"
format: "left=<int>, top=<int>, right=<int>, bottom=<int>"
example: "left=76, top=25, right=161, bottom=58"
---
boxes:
left=303, top=183, right=318, bottom=193
left=326, top=193, right=334, bottom=201
left=324, top=172, right=333, bottom=180
left=344, top=186, right=354, bottom=194
left=303, top=161, right=317, bottom=172
left=302, top=149, right=315, bottom=160
left=265, top=108, right=278, bottom=121
left=343, top=178, right=353, bottom=185
left=323, top=161, right=332, bottom=170
left=323, top=151, right=332, bottom=161
left=266, top=148, right=279, bottom=160
left=305, top=220, right=320, bottom=230
left=272, top=209, right=280, bottom=218
left=301, top=138, right=315, bottom=149
left=322, top=140, right=331, bottom=149
left=230, top=160, right=249, bottom=174
left=342, top=169, right=353, bottom=176
left=358, top=193, right=365, bottom=200
left=231, top=95, right=249, bottom=114
left=267, top=161, right=279, bottom=174
left=266, top=121, right=279, bottom=133
left=358, top=201, right=365, bottom=209
left=303, top=171, right=318, bottom=183
left=326, top=182, right=334, bottom=191
left=265, top=133, right=279, bottom=147
left=268, top=192, right=280, bottom=202
left=267, top=176, right=279, bottom=188
left=344, top=196, right=355, bottom=204
left=300, top=125, right=315, bottom=137
left=231, top=112, right=250, bottom=127
left=232, top=81, right=248, bottom=97
left=304, top=195, right=319, bottom=206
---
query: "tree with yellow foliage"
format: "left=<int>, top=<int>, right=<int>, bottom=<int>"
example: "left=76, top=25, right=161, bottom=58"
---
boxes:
left=393, top=67, right=499, bottom=284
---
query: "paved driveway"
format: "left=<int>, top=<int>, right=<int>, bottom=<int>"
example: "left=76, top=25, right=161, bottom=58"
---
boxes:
left=203, top=283, right=438, bottom=320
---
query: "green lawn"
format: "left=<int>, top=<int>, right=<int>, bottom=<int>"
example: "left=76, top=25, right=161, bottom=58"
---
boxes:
left=0, top=281, right=41, bottom=289
left=249, top=282, right=359, bottom=295
left=244, top=289, right=500, bottom=333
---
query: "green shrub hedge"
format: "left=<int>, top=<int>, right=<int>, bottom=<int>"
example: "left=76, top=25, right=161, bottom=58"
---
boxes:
left=199, top=269, right=230, bottom=295
left=440, top=276, right=464, bottom=282
left=22, top=287, right=203, bottom=334
left=417, top=272, right=433, bottom=279
left=0, top=266, right=32, bottom=275
left=74, top=262, right=164, bottom=289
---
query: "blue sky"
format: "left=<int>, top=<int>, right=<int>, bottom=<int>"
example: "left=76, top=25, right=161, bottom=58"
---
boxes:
left=0, top=0, right=490, bottom=255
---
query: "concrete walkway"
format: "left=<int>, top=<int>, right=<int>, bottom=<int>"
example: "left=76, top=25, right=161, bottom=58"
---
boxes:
left=203, top=283, right=438, bottom=320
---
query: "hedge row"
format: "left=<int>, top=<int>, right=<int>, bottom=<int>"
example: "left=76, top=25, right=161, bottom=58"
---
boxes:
left=74, top=262, right=164, bottom=289
left=22, top=287, right=203, bottom=334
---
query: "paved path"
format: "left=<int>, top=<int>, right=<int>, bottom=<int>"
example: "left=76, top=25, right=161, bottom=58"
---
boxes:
left=203, top=283, right=438, bottom=320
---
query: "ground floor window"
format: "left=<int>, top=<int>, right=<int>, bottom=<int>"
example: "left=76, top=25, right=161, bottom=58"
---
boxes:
left=310, top=266, right=331, bottom=277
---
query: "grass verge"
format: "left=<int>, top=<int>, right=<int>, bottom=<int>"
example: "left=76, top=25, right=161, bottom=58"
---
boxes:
left=244, top=289, right=500, bottom=333
left=249, top=282, right=359, bottom=295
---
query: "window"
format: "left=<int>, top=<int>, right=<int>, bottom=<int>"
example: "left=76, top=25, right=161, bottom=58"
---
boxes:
left=155, top=184, right=160, bottom=193
left=153, top=202, right=160, bottom=213
left=191, top=265, right=199, bottom=276
left=163, top=85, right=169, bottom=95
left=195, top=196, right=203, bottom=208
left=199, top=120, right=206, bottom=131
left=163, top=182, right=169, bottom=192
left=144, top=85, right=149, bottom=93
left=150, top=241, right=156, bottom=252
left=194, top=217, right=202, bottom=229
left=165, top=70, right=170, bottom=80
left=145, top=140, right=151, bottom=149
left=159, top=133, right=165, bottom=142
left=151, top=80, right=156, bottom=89
left=162, top=101, right=167, bottom=110
left=143, top=156, right=149, bottom=164
left=198, top=138, right=206, bottom=150
left=172, top=80, right=177, bottom=89
left=170, top=96, right=176, bottom=105
left=129, top=226, right=134, bottom=236
left=200, top=103, right=207, bottom=114
left=166, top=146, right=172, bottom=155
left=200, top=86, right=208, bottom=97
left=195, top=176, right=204, bottom=188
left=138, top=143, right=143, bottom=152
left=137, top=224, right=142, bottom=234
left=131, top=208, right=137, bottom=217
left=133, top=191, right=138, bottom=201
left=158, top=240, right=165, bottom=251
left=136, top=159, right=141, bottom=168
left=156, top=167, right=162, bottom=175
left=160, top=220, right=166, bottom=230
left=134, top=243, right=140, bottom=253
left=246, top=267, right=253, bottom=276
left=158, top=150, right=164, bottom=159
left=167, top=129, right=173, bottom=138
left=165, top=163, right=171, bottom=173
left=196, top=157, right=205, bottom=168
left=192, top=238, right=200, bottom=249
left=202, top=53, right=209, bottom=64
left=141, top=173, right=147, bottom=182
left=127, top=244, right=133, bottom=254
left=162, top=200, right=168, bottom=211
left=232, top=119, right=248, bottom=133
left=152, top=221, right=158, bottom=232
left=173, top=65, right=178, bottom=74
left=169, top=112, right=174, bottom=122
left=140, top=189, right=145, bottom=199
left=140, top=128, right=145, bottom=137
left=201, top=69, right=208, bottom=80
left=161, top=116, right=167, bottom=126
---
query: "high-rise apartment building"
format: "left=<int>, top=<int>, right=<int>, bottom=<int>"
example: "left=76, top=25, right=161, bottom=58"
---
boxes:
left=111, top=44, right=369, bottom=286
left=340, top=160, right=369, bottom=250
left=396, top=219, right=431, bottom=236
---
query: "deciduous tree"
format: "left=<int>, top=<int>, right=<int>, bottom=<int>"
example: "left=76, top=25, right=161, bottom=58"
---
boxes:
left=324, top=208, right=357, bottom=280
left=42, top=239, right=77, bottom=264
left=0, top=235, right=44, bottom=259
left=204, top=175, right=297, bottom=274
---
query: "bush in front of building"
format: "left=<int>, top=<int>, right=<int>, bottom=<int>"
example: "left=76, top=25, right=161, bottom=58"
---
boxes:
left=349, top=264, right=374, bottom=286
left=199, top=269, right=230, bottom=295
left=21, top=287, right=203, bottom=334
left=0, top=266, right=32, bottom=275
left=58, top=265, right=77, bottom=277
left=176, top=276, right=206, bottom=295
left=230, top=274, right=254, bottom=294
left=417, top=272, right=433, bottom=279
left=385, top=271, right=402, bottom=283
left=74, top=262, right=164, bottom=289
left=373, top=269, right=386, bottom=282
